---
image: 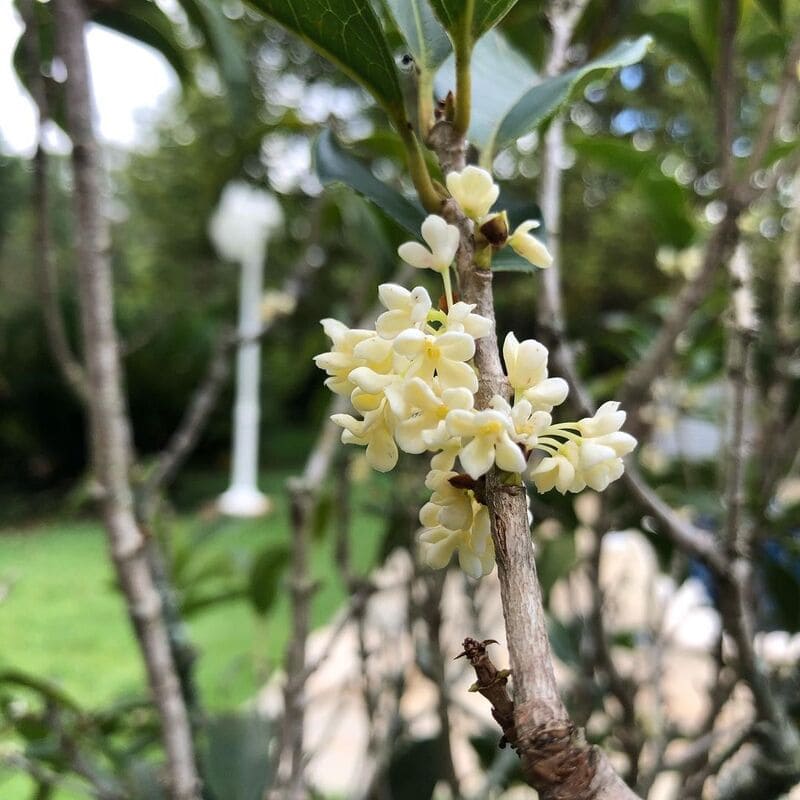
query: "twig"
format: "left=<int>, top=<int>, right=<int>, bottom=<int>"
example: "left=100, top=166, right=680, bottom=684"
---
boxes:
left=53, top=2, right=200, bottom=796
left=619, top=207, right=741, bottom=437
left=723, top=243, right=757, bottom=558
left=716, top=0, right=739, bottom=190
left=141, top=201, right=326, bottom=507
left=537, top=0, right=595, bottom=417
left=743, top=32, right=800, bottom=191
left=622, top=465, right=728, bottom=575
left=19, top=0, right=88, bottom=402
left=682, top=723, right=754, bottom=799
left=419, top=570, right=462, bottom=797
left=585, top=520, right=642, bottom=786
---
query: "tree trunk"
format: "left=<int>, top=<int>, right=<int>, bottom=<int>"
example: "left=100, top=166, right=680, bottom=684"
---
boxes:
left=53, top=1, right=201, bottom=797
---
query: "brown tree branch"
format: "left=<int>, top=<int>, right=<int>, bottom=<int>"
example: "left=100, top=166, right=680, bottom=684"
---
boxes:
left=428, top=106, right=639, bottom=797
left=19, top=0, right=88, bottom=402
left=53, top=1, right=200, bottom=797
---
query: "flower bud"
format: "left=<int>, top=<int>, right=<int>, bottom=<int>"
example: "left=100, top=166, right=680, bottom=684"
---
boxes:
left=479, top=211, right=509, bottom=247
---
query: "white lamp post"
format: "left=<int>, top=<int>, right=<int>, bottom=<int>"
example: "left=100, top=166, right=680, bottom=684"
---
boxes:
left=209, top=182, right=283, bottom=517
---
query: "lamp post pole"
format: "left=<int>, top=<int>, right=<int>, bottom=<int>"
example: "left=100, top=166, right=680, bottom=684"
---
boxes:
left=210, top=182, right=283, bottom=517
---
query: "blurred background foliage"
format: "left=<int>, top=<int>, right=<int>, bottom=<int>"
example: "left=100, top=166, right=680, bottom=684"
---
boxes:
left=1, top=0, right=799, bottom=797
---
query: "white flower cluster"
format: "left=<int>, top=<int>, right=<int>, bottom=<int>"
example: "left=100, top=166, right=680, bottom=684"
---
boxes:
left=314, top=167, right=636, bottom=578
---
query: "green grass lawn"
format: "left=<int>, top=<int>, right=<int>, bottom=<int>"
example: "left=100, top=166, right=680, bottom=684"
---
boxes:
left=0, top=468, right=389, bottom=799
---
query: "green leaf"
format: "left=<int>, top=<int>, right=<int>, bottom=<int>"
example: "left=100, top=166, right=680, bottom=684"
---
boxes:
left=548, top=616, right=581, bottom=666
left=427, top=0, right=519, bottom=40
left=632, top=12, right=712, bottom=91
left=381, top=0, right=451, bottom=73
left=435, top=29, right=537, bottom=156
left=572, top=136, right=695, bottom=247
left=314, top=129, right=425, bottom=235
left=178, top=0, right=251, bottom=119
left=494, top=36, right=652, bottom=153
left=536, top=533, right=576, bottom=605
left=203, top=713, right=273, bottom=800
left=247, top=546, right=290, bottom=616
left=12, top=0, right=66, bottom=129
left=93, top=2, right=192, bottom=85
left=245, top=0, right=405, bottom=116
left=755, top=0, right=782, bottom=28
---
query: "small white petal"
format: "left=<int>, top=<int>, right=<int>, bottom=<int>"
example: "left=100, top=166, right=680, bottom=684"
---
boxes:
left=460, top=436, right=496, bottom=479
left=398, top=241, right=435, bottom=270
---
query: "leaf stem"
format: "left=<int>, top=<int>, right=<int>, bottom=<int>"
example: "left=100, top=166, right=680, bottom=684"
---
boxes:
left=453, top=0, right=474, bottom=136
left=397, top=119, right=443, bottom=212
left=418, top=69, right=435, bottom=138
left=442, top=268, right=455, bottom=310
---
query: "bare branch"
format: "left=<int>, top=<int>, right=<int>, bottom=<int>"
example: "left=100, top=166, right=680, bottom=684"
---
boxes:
left=19, top=0, right=88, bottom=401
left=743, top=32, right=800, bottom=191
left=716, top=0, right=739, bottom=190
left=619, top=208, right=741, bottom=437
left=723, top=244, right=757, bottom=557
left=53, top=1, right=200, bottom=796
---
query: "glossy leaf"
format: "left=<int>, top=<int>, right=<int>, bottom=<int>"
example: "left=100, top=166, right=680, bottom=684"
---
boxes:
left=314, top=129, right=425, bottom=235
left=537, top=532, right=576, bottom=604
left=381, top=0, right=451, bottom=72
left=632, top=12, right=712, bottom=91
left=203, top=713, right=273, bottom=800
left=93, top=2, right=192, bottom=85
left=573, top=136, right=694, bottom=248
left=494, top=36, right=652, bottom=153
left=247, top=546, right=289, bottom=616
left=755, top=0, right=782, bottom=28
left=12, top=0, right=65, bottom=127
left=427, top=0, right=519, bottom=40
left=435, top=29, right=537, bottom=157
left=178, top=0, right=251, bottom=119
left=245, top=0, right=405, bottom=116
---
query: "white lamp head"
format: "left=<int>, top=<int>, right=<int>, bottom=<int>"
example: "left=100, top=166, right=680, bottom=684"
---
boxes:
left=209, top=181, right=284, bottom=263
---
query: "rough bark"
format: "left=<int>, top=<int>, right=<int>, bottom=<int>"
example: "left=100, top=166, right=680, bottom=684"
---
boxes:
left=428, top=112, right=639, bottom=797
left=53, top=1, right=201, bottom=797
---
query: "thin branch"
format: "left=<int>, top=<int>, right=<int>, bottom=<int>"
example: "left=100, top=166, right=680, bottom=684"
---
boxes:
left=743, top=31, right=800, bottom=190
left=141, top=202, right=327, bottom=507
left=19, top=0, right=88, bottom=402
left=537, top=0, right=594, bottom=417
left=618, top=207, right=741, bottom=437
left=723, top=243, right=757, bottom=557
left=716, top=0, right=739, bottom=190
left=53, top=1, right=200, bottom=796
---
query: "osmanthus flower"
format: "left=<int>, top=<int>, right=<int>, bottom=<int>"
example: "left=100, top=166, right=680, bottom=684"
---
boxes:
left=445, top=165, right=499, bottom=223
left=314, top=319, right=375, bottom=396
left=528, top=402, right=638, bottom=494
left=418, top=493, right=494, bottom=578
left=489, top=396, right=552, bottom=451
left=423, top=468, right=474, bottom=531
left=375, top=283, right=432, bottom=339
left=445, top=401, right=528, bottom=480
left=395, top=378, right=473, bottom=454
left=398, top=214, right=460, bottom=309
left=314, top=246, right=637, bottom=579
left=444, top=301, right=493, bottom=339
left=393, top=328, right=479, bottom=392
left=530, top=443, right=578, bottom=494
left=508, top=220, right=553, bottom=269
left=331, top=400, right=397, bottom=473
left=502, top=332, right=569, bottom=412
